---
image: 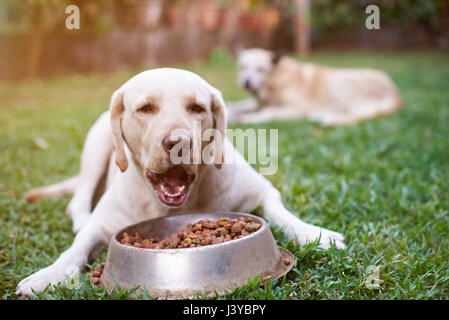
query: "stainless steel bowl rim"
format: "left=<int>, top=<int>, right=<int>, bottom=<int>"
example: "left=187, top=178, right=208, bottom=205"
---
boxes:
left=112, top=212, right=267, bottom=251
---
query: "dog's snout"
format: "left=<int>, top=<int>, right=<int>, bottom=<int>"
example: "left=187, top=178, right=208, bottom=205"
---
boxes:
left=162, top=133, right=192, bottom=154
left=244, top=79, right=251, bottom=89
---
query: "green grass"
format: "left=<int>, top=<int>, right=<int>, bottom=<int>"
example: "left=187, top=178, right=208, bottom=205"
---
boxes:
left=1, top=51, right=449, bottom=299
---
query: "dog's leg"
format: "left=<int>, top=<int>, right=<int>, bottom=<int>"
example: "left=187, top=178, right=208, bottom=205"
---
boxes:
left=15, top=214, right=110, bottom=296
left=236, top=106, right=303, bottom=124
left=261, top=188, right=346, bottom=249
left=66, top=112, right=113, bottom=233
left=15, top=185, right=128, bottom=297
left=320, top=96, right=402, bottom=127
left=24, top=176, right=79, bottom=202
left=226, top=98, right=259, bottom=122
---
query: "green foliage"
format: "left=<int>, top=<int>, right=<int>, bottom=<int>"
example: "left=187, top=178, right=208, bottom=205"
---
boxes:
left=208, top=47, right=235, bottom=67
left=311, top=0, right=443, bottom=33
left=311, top=0, right=361, bottom=32
left=1, top=52, right=449, bottom=299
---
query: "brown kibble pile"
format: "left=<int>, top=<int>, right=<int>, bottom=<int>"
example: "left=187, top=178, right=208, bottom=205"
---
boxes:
left=90, top=262, right=105, bottom=285
left=120, top=216, right=262, bottom=249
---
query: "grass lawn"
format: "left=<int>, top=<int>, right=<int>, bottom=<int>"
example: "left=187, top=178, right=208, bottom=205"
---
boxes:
left=1, top=51, right=448, bottom=299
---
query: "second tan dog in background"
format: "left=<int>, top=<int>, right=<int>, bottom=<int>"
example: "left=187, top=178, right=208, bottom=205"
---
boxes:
left=228, top=48, right=402, bottom=126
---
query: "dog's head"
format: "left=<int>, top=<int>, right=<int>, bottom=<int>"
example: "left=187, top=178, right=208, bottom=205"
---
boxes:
left=236, top=48, right=282, bottom=94
left=109, top=68, right=227, bottom=207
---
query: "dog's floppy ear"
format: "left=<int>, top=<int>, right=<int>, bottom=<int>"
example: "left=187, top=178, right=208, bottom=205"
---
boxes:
left=210, top=88, right=227, bottom=169
left=272, top=50, right=283, bottom=65
left=110, top=89, right=128, bottom=172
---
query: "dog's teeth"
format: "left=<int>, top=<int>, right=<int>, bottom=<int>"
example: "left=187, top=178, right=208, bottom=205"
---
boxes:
left=159, top=184, right=186, bottom=198
left=163, top=190, right=182, bottom=198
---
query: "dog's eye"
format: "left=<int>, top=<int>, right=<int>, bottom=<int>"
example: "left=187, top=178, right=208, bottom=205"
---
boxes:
left=187, top=103, right=206, bottom=114
left=137, top=103, right=157, bottom=114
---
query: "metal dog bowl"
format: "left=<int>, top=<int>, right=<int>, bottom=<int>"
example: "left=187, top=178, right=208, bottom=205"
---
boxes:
left=101, top=212, right=294, bottom=298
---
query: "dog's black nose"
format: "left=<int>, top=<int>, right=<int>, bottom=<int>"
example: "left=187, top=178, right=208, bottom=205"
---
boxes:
left=244, top=79, right=252, bottom=89
left=162, top=133, right=192, bottom=155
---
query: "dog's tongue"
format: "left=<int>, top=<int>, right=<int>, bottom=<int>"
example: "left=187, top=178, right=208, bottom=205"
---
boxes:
left=163, top=166, right=187, bottom=186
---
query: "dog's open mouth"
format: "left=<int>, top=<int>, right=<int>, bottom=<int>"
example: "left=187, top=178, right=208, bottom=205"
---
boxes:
left=146, top=165, right=195, bottom=207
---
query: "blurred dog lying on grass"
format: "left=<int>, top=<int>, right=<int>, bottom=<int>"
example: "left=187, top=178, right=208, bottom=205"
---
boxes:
left=228, top=48, right=402, bottom=126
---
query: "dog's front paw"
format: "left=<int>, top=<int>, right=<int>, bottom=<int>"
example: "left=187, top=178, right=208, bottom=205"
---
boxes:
left=16, top=264, right=75, bottom=297
left=295, top=225, right=346, bottom=250
left=315, top=227, right=346, bottom=249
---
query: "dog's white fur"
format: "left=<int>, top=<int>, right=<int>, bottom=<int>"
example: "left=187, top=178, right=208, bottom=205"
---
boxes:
left=18, top=68, right=345, bottom=296
left=228, top=48, right=402, bottom=126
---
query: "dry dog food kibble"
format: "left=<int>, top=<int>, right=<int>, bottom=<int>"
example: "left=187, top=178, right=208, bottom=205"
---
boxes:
left=120, top=217, right=262, bottom=249
left=90, top=262, right=105, bottom=285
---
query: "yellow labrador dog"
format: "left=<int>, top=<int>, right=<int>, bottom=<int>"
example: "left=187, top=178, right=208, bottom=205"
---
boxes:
left=17, top=68, right=345, bottom=296
left=228, top=48, right=402, bottom=126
